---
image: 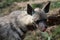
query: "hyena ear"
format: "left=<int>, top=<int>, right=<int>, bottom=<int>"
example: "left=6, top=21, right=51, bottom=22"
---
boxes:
left=27, top=4, right=34, bottom=15
left=42, top=1, right=51, bottom=13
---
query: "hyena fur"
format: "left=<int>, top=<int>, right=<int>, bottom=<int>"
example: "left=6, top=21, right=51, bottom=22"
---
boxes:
left=0, top=1, right=50, bottom=40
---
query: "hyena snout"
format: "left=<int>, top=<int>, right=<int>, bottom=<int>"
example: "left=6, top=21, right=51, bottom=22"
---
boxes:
left=38, top=21, right=47, bottom=32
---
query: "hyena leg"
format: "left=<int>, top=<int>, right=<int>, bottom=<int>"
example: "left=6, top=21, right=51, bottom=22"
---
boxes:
left=0, top=24, right=21, bottom=40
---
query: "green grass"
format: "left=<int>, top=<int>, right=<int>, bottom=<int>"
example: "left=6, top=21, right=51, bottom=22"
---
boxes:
left=0, top=0, right=14, bottom=8
left=32, top=3, right=43, bottom=9
left=31, top=1, right=60, bottom=10
left=14, top=0, right=29, bottom=2
left=50, top=1, right=60, bottom=10
left=0, top=0, right=29, bottom=8
left=52, top=25, right=60, bottom=40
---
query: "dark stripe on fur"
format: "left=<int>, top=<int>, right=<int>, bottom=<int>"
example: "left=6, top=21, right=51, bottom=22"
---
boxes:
left=10, top=23, right=23, bottom=39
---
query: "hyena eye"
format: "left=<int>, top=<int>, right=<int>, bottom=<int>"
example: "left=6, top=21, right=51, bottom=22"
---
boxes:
left=42, top=19, right=47, bottom=22
left=35, top=20, right=41, bottom=24
left=35, top=19, right=47, bottom=24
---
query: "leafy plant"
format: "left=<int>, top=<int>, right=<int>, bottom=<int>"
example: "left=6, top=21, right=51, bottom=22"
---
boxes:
left=41, top=32, right=52, bottom=40
left=52, top=25, right=60, bottom=40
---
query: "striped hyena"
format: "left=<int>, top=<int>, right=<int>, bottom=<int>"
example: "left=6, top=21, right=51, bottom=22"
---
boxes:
left=0, top=1, right=50, bottom=40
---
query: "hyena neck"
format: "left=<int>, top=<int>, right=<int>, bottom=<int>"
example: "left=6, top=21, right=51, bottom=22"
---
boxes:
left=15, top=15, right=37, bottom=39
left=9, top=16, right=27, bottom=39
left=17, top=14, right=34, bottom=25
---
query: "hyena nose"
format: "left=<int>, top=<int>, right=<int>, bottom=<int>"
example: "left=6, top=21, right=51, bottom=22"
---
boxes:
left=42, top=25, right=47, bottom=32
left=38, top=22, right=47, bottom=32
left=45, top=25, right=47, bottom=28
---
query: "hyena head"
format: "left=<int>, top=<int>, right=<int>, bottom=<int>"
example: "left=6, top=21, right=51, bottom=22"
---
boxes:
left=26, top=1, right=50, bottom=31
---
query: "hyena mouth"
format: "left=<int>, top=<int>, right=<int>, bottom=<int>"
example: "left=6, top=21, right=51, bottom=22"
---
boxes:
left=26, top=23, right=37, bottom=31
left=34, top=19, right=47, bottom=32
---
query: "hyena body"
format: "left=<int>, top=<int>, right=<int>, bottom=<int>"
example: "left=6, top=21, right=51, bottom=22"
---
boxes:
left=0, top=1, right=50, bottom=40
